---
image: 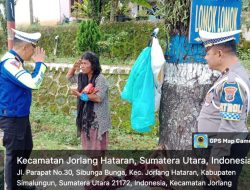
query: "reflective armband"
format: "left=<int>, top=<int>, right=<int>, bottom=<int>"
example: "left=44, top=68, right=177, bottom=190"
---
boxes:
left=80, top=93, right=89, bottom=102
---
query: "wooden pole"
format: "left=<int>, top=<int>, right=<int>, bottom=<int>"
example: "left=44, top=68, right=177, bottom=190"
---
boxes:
left=29, top=0, right=33, bottom=24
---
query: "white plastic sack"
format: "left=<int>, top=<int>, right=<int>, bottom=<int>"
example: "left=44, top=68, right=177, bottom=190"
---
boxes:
left=151, top=37, right=165, bottom=111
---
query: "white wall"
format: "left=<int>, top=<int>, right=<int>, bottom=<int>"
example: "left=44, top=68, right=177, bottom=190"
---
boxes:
left=15, top=0, right=31, bottom=25
left=59, top=0, right=71, bottom=22
left=32, top=0, right=60, bottom=25
left=129, top=3, right=138, bottom=18
left=15, top=0, right=70, bottom=26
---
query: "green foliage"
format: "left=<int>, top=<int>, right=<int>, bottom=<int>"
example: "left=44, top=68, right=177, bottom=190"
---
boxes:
left=130, top=0, right=151, bottom=9
left=238, top=47, right=250, bottom=61
left=18, top=25, right=79, bottom=57
left=71, top=0, right=91, bottom=19
left=116, top=1, right=130, bottom=16
left=19, top=21, right=166, bottom=60
left=88, top=0, right=105, bottom=23
left=156, top=0, right=191, bottom=38
left=19, top=21, right=166, bottom=59
left=0, top=31, right=7, bottom=54
left=238, top=39, right=250, bottom=61
left=30, top=105, right=79, bottom=148
left=102, top=1, right=112, bottom=19
left=242, top=60, right=250, bottom=71
left=109, top=128, right=158, bottom=150
left=76, top=20, right=101, bottom=54
left=242, top=0, right=250, bottom=11
left=14, top=21, right=250, bottom=64
left=99, top=21, right=166, bottom=60
left=71, top=0, right=106, bottom=23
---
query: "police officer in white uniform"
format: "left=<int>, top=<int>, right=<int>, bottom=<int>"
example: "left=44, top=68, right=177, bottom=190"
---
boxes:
left=0, top=29, right=47, bottom=190
left=198, top=30, right=250, bottom=190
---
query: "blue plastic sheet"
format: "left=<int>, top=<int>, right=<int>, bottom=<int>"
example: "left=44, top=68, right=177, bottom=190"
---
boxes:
left=121, top=47, right=155, bottom=133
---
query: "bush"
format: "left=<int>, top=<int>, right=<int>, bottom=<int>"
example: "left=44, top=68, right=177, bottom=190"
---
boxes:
left=238, top=47, right=250, bottom=60
left=99, top=21, right=166, bottom=60
left=17, top=21, right=166, bottom=61
left=12, top=21, right=250, bottom=63
left=76, top=20, right=101, bottom=54
left=18, top=24, right=79, bottom=58
left=238, top=38, right=250, bottom=60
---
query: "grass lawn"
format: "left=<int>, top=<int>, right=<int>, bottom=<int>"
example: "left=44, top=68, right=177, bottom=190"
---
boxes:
left=29, top=105, right=250, bottom=188
left=30, top=105, right=159, bottom=150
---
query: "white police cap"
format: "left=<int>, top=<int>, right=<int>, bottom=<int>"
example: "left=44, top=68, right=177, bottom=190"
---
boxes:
left=199, top=30, right=241, bottom=48
left=12, top=28, right=41, bottom=45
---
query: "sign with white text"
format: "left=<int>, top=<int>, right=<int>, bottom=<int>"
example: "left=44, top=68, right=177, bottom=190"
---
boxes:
left=189, top=0, right=242, bottom=44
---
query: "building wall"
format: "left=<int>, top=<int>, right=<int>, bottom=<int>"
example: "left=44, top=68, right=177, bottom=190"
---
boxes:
left=15, top=0, right=31, bottom=25
left=15, top=0, right=70, bottom=26
left=59, top=0, right=71, bottom=22
left=32, top=0, right=60, bottom=25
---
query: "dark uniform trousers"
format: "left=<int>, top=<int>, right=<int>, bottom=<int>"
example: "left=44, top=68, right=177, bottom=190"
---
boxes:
left=204, top=139, right=250, bottom=190
left=0, top=116, right=33, bottom=190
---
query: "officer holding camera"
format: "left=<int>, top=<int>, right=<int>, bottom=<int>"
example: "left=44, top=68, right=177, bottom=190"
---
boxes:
left=198, top=30, right=250, bottom=190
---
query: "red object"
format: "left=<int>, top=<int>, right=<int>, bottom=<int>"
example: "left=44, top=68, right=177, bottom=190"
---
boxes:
left=84, top=83, right=93, bottom=93
left=83, top=83, right=98, bottom=94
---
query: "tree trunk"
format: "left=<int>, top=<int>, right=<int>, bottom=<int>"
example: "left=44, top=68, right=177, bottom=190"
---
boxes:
left=158, top=1, right=215, bottom=189
left=159, top=35, right=216, bottom=150
left=158, top=36, right=216, bottom=190
left=89, top=0, right=103, bottom=23
left=159, top=63, right=215, bottom=149
left=110, top=0, right=118, bottom=22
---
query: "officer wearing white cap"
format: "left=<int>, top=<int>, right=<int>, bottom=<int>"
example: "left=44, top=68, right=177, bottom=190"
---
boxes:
left=0, top=29, right=47, bottom=190
left=198, top=30, right=250, bottom=190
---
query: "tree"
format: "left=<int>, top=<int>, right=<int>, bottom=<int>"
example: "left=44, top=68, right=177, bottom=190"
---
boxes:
left=88, top=0, right=105, bottom=23
left=155, top=2, right=214, bottom=189
left=157, top=0, right=213, bottom=150
left=130, top=0, right=151, bottom=8
left=109, top=0, right=151, bottom=22
left=76, top=20, right=101, bottom=53
left=71, top=0, right=108, bottom=24
left=110, top=0, right=118, bottom=22
left=242, top=0, right=250, bottom=11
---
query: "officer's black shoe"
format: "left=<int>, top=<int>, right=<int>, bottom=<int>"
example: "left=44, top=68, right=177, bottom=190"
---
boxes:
left=18, top=185, right=36, bottom=190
